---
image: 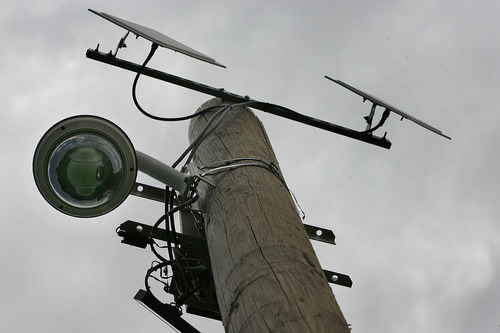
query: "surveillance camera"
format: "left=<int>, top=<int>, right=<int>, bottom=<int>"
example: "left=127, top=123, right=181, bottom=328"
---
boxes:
left=33, top=115, right=137, bottom=218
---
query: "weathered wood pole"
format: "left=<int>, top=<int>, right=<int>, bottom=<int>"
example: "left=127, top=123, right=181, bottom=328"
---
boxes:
left=188, top=98, right=349, bottom=332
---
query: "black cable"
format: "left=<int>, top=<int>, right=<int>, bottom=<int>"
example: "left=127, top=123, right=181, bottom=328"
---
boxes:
left=149, top=192, right=199, bottom=262
left=132, top=43, right=219, bottom=122
left=145, top=258, right=207, bottom=304
left=172, top=254, right=189, bottom=300
left=145, top=260, right=177, bottom=302
left=146, top=190, right=207, bottom=307
left=175, top=276, right=211, bottom=307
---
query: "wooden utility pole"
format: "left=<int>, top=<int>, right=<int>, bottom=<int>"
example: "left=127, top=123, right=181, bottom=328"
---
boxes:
left=188, top=98, right=350, bottom=332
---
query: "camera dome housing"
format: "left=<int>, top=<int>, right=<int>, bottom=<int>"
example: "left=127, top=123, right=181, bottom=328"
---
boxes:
left=33, top=115, right=137, bottom=217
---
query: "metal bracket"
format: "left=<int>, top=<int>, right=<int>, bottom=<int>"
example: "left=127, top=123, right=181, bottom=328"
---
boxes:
left=303, top=224, right=352, bottom=287
left=130, top=182, right=166, bottom=203
left=304, top=224, right=336, bottom=245
left=129, top=187, right=338, bottom=246
left=117, top=221, right=221, bottom=320
left=113, top=30, right=129, bottom=57
left=118, top=220, right=351, bottom=292
left=364, top=102, right=377, bottom=131
left=134, top=289, right=201, bottom=333
left=86, top=48, right=392, bottom=149
left=323, top=270, right=353, bottom=288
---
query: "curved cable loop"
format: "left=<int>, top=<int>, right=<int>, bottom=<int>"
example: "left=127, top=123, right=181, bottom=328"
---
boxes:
left=132, top=43, right=223, bottom=122
left=149, top=191, right=199, bottom=262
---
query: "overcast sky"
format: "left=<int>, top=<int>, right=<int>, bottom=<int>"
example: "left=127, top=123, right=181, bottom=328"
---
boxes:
left=2, top=0, right=499, bottom=332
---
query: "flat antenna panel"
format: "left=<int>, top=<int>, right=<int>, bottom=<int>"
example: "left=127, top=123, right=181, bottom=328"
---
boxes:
left=325, top=76, right=451, bottom=140
left=88, top=9, right=226, bottom=68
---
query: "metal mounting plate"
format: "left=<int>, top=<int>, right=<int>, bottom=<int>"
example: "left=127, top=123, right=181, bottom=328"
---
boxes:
left=323, top=269, right=353, bottom=288
left=130, top=182, right=166, bottom=203
left=304, top=224, right=336, bottom=245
